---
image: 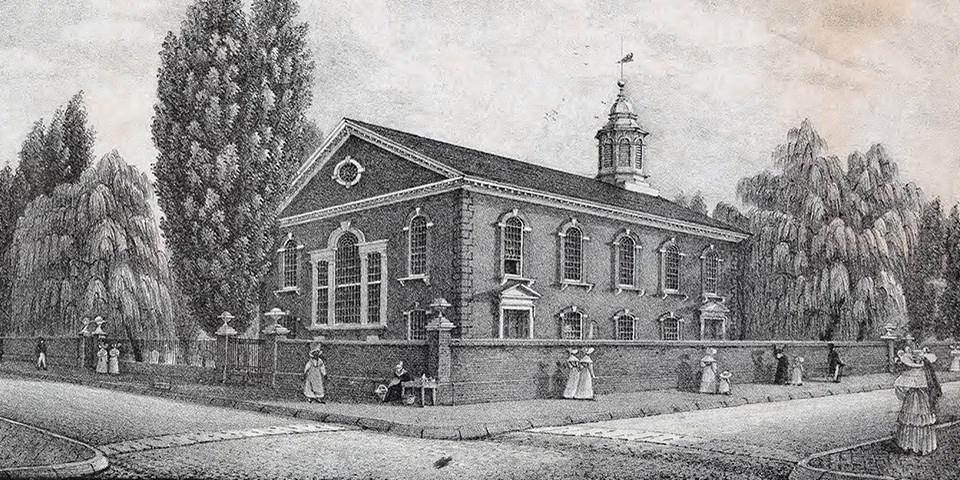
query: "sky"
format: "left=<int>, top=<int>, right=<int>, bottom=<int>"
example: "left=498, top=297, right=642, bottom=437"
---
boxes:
left=1, top=0, right=959, bottom=212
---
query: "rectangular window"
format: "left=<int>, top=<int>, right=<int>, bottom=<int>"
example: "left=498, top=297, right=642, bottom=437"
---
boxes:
left=316, top=261, right=329, bottom=324
left=367, top=252, right=382, bottom=323
left=562, top=229, right=583, bottom=282
left=503, top=218, right=523, bottom=276
left=409, top=217, right=428, bottom=276
left=502, top=309, right=531, bottom=339
left=618, top=244, right=635, bottom=286
left=407, top=309, right=427, bottom=340
left=282, top=248, right=298, bottom=288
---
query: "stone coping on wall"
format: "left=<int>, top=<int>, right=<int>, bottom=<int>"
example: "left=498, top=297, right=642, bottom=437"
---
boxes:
left=277, top=339, right=428, bottom=346
left=449, top=339, right=891, bottom=347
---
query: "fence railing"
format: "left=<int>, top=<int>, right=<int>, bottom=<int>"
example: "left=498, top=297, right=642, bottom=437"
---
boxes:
left=95, top=337, right=218, bottom=369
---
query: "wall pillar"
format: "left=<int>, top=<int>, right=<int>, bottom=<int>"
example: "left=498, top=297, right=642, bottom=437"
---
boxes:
left=426, top=315, right=455, bottom=406
left=260, top=332, right=287, bottom=388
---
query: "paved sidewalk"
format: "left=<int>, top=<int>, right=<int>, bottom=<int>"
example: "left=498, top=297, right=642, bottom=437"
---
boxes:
left=0, top=416, right=108, bottom=478
left=2, top=361, right=958, bottom=441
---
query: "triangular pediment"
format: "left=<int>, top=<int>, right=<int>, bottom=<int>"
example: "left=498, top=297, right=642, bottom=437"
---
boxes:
left=500, top=282, right=541, bottom=301
left=699, top=299, right=730, bottom=315
left=278, top=119, right=463, bottom=218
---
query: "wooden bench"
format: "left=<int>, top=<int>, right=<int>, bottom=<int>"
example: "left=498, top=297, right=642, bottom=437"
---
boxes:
left=401, top=378, right=438, bottom=406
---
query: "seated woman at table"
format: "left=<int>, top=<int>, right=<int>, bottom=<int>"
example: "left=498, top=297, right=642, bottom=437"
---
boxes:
left=382, top=362, right=412, bottom=403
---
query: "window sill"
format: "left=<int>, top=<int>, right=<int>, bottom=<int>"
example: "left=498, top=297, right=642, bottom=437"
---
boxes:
left=397, top=275, right=430, bottom=286
left=615, top=286, right=645, bottom=296
left=659, top=289, right=688, bottom=300
left=307, top=323, right=388, bottom=331
left=273, top=287, right=301, bottom=296
left=559, top=281, right=594, bottom=292
left=702, top=293, right=725, bottom=302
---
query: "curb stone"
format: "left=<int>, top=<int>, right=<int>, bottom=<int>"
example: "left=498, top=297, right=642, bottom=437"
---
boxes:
left=0, top=417, right=109, bottom=479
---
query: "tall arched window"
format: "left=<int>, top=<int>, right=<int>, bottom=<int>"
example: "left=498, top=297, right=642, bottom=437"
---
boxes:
left=278, top=237, right=299, bottom=290
left=601, top=141, right=613, bottom=168
left=334, top=233, right=362, bottom=323
left=502, top=216, right=524, bottom=276
left=617, top=236, right=636, bottom=287
left=559, top=307, right=584, bottom=340
left=562, top=227, right=583, bottom=282
left=310, top=223, right=388, bottom=329
left=408, top=214, right=428, bottom=276
left=618, top=139, right=632, bottom=167
left=702, top=248, right=721, bottom=296
left=659, top=312, right=683, bottom=341
left=660, top=239, right=682, bottom=293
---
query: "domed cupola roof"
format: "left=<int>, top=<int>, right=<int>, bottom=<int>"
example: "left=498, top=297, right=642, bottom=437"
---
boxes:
left=609, top=80, right=635, bottom=115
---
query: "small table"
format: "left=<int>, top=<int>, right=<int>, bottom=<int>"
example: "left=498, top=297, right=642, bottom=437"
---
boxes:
left=402, top=378, right=438, bottom=406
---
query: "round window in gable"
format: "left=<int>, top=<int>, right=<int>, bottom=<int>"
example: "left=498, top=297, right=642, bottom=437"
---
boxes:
left=332, top=156, right=365, bottom=188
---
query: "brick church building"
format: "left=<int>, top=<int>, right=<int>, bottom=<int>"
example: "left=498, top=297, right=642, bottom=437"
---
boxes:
left=272, top=80, right=748, bottom=342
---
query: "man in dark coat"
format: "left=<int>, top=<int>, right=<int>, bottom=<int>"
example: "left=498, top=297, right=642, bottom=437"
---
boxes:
left=773, top=345, right=790, bottom=384
left=827, top=343, right=844, bottom=382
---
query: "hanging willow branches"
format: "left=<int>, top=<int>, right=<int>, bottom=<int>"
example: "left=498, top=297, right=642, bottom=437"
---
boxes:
left=736, top=120, right=921, bottom=340
left=8, top=152, right=175, bottom=341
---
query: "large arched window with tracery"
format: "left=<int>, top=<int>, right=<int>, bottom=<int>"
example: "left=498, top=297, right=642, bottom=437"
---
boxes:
left=334, top=233, right=362, bottom=324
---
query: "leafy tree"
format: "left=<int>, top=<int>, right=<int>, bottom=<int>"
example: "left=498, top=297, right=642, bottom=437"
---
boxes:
left=8, top=152, right=175, bottom=347
left=675, top=190, right=708, bottom=216
left=942, top=205, right=960, bottom=339
left=153, top=0, right=314, bottom=334
left=903, top=198, right=947, bottom=339
left=736, top=120, right=921, bottom=340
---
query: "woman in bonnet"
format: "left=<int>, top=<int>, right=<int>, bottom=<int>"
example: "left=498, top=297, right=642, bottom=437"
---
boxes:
left=894, top=347, right=942, bottom=455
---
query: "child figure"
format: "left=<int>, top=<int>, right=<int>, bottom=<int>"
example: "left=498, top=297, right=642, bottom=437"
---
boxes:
left=718, top=371, right=732, bottom=395
left=790, top=356, right=804, bottom=386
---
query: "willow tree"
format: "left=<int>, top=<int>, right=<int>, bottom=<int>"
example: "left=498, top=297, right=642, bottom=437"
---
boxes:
left=737, top=120, right=920, bottom=340
left=9, top=152, right=175, bottom=344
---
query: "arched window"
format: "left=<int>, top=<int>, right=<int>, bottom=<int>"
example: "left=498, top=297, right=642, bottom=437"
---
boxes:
left=562, top=227, right=583, bottom=282
left=278, top=237, right=299, bottom=290
left=311, top=223, right=388, bottom=329
left=334, top=233, right=362, bottom=323
left=702, top=248, right=721, bottom=296
left=614, top=311, right=638, bottom=340
left=635, top=140, right=643, bottom=170
left=660, top=239, right=682, bottom=293
left=601, top=141, right=613, bottom=168
left=618, top=139, right=632, bottom=167
left=408, top=214, right=428, bottom=276
left=502, top=215, right=524, bottom=277
left=617, top=236, right=637, bottom=287
left=659, top=312, right=683, bottom=341
left=559, top=307, right=584, bottom=340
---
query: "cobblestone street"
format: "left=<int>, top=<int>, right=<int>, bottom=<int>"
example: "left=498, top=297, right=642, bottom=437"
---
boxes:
left=1, top=376, right=956, bottom=479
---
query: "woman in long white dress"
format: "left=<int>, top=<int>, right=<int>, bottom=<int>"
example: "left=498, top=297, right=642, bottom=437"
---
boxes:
left=699, top=348, right=719, bottom=394
left=107, top=344, right=120, bottom=375
left=303, top=349, right=327, bottom=404
left=574, top=348, right=595, bottom=400
left=562, top=349, right=580, bottom=399
left=95, top=344, right=108, bottom=374
left=894, top=348, right=941, bottom=455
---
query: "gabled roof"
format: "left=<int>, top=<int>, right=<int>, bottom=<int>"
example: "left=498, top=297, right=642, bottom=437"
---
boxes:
left=344, top=119, right=746, bottom=235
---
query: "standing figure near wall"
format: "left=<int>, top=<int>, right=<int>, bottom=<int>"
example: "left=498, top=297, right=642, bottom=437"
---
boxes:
left=789, top=356, right=804, bottom=386
left=96, top=344, right=109, bottom=374
left=718, top=371, right=732, bottom=395
left=382, top=362, right=411, bottom=403
left=574, top=348, right=595, bottom=400
left=894, top=348, right=941, bottom=455
left=699, top=348, right=719, bottom=394
left=303, top=349, right=327, bottom=404
left=676, top=354, right=694, bottom=392
left=827, top=343, right=845, bottom=382
left=773, top=345, right=789, bottom=384
left=35, top=337, right=48, bottom=370
left=108, top=344, right=120, bottom=375
left=562, top=349, right=580, bottom=399
left=949, top=345, right=960, bottom=372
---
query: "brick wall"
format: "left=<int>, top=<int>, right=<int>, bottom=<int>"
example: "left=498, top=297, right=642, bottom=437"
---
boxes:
left=0, top=336, right=80, bottom=366
left=274, top=339, right=429, bottom=402
left=466, top=192, right=741, bottom=340
left=447, top=339, right=890, bottom=404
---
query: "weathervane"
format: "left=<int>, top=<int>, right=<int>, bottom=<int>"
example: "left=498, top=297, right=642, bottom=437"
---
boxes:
left=617, top=36, right=634, bottom=82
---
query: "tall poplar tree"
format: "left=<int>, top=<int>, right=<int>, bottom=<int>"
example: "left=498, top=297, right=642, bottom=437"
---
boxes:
left=942, top=205, right=960, bottom=339
left=153, top=0, right=314, bottom=334
left=903, top=199, right=947, bottom=339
